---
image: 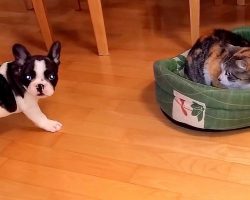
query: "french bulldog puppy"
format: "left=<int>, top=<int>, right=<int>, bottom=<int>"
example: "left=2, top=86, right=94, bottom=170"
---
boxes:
left=0, top=42, right=62, bottom=132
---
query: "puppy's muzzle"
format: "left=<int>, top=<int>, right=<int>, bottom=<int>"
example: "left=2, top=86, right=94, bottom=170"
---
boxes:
left=36, top=84, right=44, bottom=95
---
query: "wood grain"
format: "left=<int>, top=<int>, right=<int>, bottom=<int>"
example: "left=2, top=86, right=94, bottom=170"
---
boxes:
left=87, top=0, right=109, bottom=55
left=31, top=0, right=53, bottom=50
left=0, top=178, right=94, bottom=200
left=189, top=0, right=200, bottom=43
left=0, top=160, right=179, bottom=200
left=2, top=142, right=138, bottom=182
left=130, top=166, right=250, bottom=200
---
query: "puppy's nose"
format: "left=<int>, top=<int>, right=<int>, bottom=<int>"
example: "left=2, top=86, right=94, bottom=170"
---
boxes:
left=218, top=78, right=221, bottom=81
left=37, top=84, right=44, bottom=93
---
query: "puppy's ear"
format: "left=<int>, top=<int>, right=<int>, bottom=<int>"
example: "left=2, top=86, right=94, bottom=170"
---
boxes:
left=12, top=44, right=31, bottom=65
left=48, top=41, right=61, bottom=64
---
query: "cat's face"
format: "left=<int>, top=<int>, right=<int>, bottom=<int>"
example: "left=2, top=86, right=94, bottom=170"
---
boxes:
left=219, top=48, right=250, bottom=89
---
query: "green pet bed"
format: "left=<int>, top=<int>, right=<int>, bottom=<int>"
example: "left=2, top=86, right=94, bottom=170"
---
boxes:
left=154, top=27, right=250, bottom=130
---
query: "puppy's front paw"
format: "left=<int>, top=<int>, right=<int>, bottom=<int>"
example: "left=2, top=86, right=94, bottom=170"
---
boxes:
left=41, top=119, right=62, bottom=133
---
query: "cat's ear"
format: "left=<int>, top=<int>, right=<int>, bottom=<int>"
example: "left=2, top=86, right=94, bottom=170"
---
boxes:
left=227, top=44, right=241, bottom=53
left=236, top=60, right=247, bottom=71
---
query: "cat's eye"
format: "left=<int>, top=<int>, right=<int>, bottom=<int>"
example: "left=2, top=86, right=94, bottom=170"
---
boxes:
left=48, top=74, right=55, bottom=80
left=226, top=72, right=239, bottom=81
left=225, top=71, right=231, bottom=76
left=26, top=75, right=32, bottom=81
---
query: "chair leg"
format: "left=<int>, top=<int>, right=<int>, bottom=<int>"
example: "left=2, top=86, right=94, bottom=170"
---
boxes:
left=237, top=0, right=245, bottom=5
left=189, top=0, right=200, bottom=44
left=23, top=0, right=33, bottom=10
left=75, top=0, right=82, bottom=11
left=31, top=0, right=53, bottom=50
left=87, top=0, right=109, bottom=56
left=214, top=0, right=223, bottom=5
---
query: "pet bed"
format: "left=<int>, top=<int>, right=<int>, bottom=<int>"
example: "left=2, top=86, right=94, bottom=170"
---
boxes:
left=154, top=27, right=250, bottom=130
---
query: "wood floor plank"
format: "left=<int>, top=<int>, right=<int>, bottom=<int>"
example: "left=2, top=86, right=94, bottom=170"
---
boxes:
left=0, top=160, right=179, bottom=200
left=1, top=142, right=138, bottom=182
left=0, top=196, right=25, bottom=200
left=0, top=139, right=11, bottom=152
left=115, top=100, right=163, bottom=119
left=130, top=166, right=250, bottom=200
left=39, top=100, right=92, bottom=124
left=228, top=163, right=250, bottom=185
left=0, top=178, right=94, bottom=200
left=0, top=116, right=61, bottom=147
left=60, top=69, right=152, bottom=89
left=61, top=60, right=153, bottom=79
left=82, top=109, right=217, bottom=139
left=0, top=101, right=92, bottom=147
left=0, top=157, right=7, bottom=166
left=83, top=109, right=186, bottom=134
left=121, top=129, right=250, bottom=166
left=57, top=80, right=155, bottom=103
left=61, top=121, right=126, bottom=141
left=48, top=93, right=121, bottom=110
left=0, top=128, right=61, bottom=147
left=208, top=131, right=250, bottom=148
left=54, top=134, right=232, bottom=181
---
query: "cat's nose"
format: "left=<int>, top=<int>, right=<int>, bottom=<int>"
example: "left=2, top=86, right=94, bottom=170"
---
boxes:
left=218, top=78, right=221, bottom=81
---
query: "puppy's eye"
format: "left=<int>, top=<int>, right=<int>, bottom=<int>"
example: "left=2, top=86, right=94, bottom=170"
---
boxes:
left=26, top=75, right=32, bottom=81
left=48, top=74, right=55, bottom=80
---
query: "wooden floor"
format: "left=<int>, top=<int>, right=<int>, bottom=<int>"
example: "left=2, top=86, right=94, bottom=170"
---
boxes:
left=1, top=0, right=250, bottom=199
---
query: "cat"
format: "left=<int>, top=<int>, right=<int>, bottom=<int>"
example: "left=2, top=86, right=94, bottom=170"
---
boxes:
left=185, top=29, right=250, bottom=89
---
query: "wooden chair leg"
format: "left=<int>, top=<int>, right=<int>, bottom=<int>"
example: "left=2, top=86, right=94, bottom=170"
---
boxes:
left=31, top=0, right=53, bottom=50
left=237, top=0, right=246, bottom=5
left=75, top=0, right=82, bottom=11
left=23, top=0, right=33, bottom=10
left=214, top=0, right=223, bottom=5
left=87, top=0, right=109, bottom=56
left=189, top=0, right=200, bottom=44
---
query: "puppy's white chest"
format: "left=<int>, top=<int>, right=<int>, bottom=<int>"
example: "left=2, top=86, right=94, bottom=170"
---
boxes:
left=0, top=105, right=21, bottom=118
left=0, top=107, right=12, bottom=117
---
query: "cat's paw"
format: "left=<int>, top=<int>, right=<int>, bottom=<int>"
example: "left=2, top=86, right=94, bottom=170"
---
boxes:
left=40, top=119, right=62, bottom=133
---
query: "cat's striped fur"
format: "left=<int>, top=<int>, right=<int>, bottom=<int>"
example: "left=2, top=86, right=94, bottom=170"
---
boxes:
left=185, top=29, right=250, bottom=89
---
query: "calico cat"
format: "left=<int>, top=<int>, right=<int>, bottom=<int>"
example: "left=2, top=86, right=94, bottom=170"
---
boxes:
left=185, top=29, right=250, bottom=89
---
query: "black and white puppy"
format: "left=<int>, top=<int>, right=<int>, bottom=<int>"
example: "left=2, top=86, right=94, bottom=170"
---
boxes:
left=0, top=42, right=62, bottom=132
